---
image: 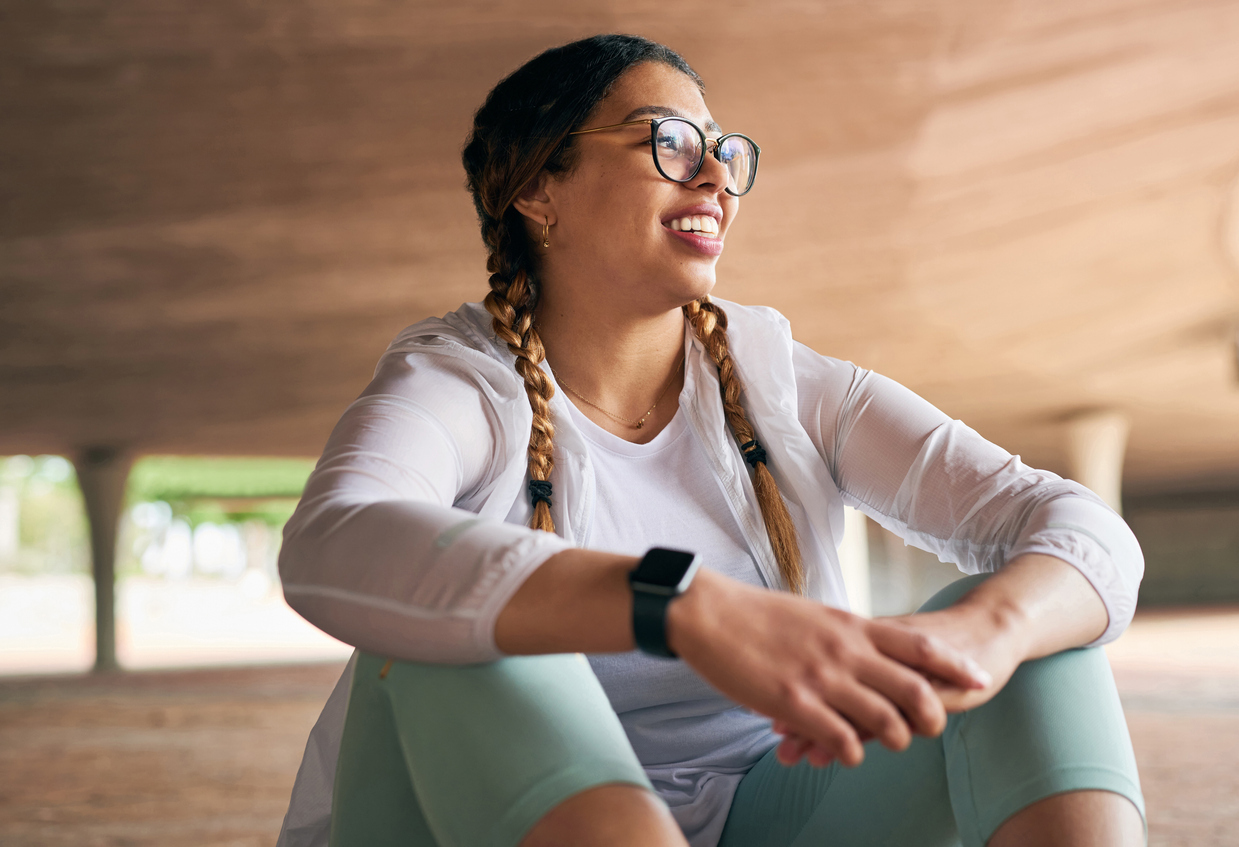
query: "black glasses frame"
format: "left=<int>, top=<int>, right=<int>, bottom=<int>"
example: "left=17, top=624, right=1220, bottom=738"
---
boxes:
left=568, top=116, right=761, bottom=196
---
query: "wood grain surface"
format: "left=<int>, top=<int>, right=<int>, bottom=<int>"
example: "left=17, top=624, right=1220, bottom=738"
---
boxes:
left=3, top=1, right=1238, bottom=493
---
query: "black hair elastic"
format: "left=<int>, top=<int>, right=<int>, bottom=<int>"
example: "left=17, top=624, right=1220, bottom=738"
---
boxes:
left=740, top=439, right=768, bottom=468
left=528, top=479, right=553, bottom=508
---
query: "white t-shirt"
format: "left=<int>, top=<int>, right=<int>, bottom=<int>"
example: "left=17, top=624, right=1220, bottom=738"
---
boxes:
left=567, top=399, right=779, bottom=847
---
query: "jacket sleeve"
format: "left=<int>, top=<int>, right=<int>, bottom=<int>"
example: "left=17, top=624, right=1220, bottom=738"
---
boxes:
left=793, top=342, right=1143, bottom=645
left=278, top=343, right=570, bottom=664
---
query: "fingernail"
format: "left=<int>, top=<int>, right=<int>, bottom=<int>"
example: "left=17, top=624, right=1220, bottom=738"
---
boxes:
left=967, top=661, right=992, bottom=688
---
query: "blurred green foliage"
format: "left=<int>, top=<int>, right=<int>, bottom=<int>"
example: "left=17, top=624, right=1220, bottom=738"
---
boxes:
left=0, top=455, right=87, bottom=575
left=126, top=456, right=314, bottom=502
left=126, top=456, right=314, bottom=528
left=155, top=497, right=299, bottom=530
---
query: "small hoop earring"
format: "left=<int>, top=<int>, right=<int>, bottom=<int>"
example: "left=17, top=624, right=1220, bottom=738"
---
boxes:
left=542, top=217, right=550, bottom=248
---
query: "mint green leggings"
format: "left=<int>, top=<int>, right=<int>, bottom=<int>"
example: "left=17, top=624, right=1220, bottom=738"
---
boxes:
left=330, top=576, right=1145, bottom=847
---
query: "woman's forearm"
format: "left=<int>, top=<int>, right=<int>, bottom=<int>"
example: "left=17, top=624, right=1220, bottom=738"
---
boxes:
left=494, top=548, right=644, bottom=655
left=954, top=552, right=1110, bottom=661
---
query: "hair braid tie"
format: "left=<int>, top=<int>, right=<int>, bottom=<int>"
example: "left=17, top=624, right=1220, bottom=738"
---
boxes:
left=740, top=439, right=768, bottom=468
left=527, top=479, right=553, bottom=507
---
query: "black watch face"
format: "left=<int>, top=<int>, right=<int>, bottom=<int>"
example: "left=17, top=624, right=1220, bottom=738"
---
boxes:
left=634, top=548, right=697, bottom=587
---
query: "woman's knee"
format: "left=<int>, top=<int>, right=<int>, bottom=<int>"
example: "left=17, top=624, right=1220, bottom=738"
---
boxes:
left=339, top=652, right=654, bottom=847
left=943, top=647, right=1144, bottom=845
left=519, top=783, right=686, bottom=847
left=917, top=573, right=991, bottom=614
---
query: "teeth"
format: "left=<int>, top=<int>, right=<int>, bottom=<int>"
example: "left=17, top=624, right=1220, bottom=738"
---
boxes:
left=667, top=215, right=718, bottom=235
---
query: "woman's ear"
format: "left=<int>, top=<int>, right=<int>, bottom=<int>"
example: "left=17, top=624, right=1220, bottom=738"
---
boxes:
left=512, top=172, right=557, bottom=228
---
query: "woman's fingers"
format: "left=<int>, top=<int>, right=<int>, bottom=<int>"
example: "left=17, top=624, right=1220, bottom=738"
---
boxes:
left=776, top=728, right=847, bottom=769
left=776, top=731, right=836, bottom=769
left=931, top=677, right=995, bottom=714
left=823, top=677, right=914, bottom=752
left=857, top=658, right=947, bottom=737
left=778, top=688, right=866, bottom=767
left=776, top=664, right=911, bottom=762
left=866, top=621, right=991, bottom=691
left=805, top=744, right=835, bottom=768
left=776, top=733, right=812, bottom=766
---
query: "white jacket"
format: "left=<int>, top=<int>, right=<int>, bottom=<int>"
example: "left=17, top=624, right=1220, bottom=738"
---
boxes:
left=276, top=299, right=1143, bottom=847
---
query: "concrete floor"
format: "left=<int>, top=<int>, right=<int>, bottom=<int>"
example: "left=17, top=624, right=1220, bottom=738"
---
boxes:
left=1, top=609, right=1237, bottom=846
left=0, top=575, right=353, bottom=676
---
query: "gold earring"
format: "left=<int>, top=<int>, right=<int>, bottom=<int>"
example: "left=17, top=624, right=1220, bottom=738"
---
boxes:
left=542, top=217, right=550, bottom=248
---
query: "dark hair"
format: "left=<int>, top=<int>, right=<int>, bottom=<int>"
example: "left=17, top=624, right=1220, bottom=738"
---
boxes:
left=461, top=35, right=804, bottom=593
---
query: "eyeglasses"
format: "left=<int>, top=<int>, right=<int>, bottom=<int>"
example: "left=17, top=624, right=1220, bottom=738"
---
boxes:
left=568, top=116, right=761, bottom=197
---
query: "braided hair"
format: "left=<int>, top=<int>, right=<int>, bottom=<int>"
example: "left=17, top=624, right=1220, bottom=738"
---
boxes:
left=683, top=298, right=804, bottom=593
left=461, top=35, right=804, bottom=593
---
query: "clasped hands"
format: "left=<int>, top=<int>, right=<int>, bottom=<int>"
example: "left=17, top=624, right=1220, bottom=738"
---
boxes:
left=665, top=567, right=1031, bottom=770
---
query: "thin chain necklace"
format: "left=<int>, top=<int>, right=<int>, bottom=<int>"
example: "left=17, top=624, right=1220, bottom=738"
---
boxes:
left=552, top=353, right=685, bottom=430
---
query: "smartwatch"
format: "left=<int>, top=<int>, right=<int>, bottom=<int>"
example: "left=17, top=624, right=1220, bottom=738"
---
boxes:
left=628, top=547, right=702, bottom=658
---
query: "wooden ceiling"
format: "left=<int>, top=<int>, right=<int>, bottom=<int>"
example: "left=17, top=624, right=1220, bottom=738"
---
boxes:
left=3, top=0, right=1238, bottom=495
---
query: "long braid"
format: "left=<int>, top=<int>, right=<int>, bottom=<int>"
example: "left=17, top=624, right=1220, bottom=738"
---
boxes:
left=481, top=214, right=557, bottom=533
left=684, top=297, right=805, bottom=594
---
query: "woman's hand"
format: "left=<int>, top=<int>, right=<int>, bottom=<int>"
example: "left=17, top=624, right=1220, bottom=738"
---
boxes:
left=766, top=594, right=1028, bottom=767
left=665, top=569, right=992, bottom=768
left=770, top=554, right=1110, bottom=767
left=888, top=604, right=1028, bottom=712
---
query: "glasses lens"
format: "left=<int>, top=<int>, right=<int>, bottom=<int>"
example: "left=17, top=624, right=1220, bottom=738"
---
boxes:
left=653, top=119, right=703, bottom=182
left=718, top=136, right=758, bottom=195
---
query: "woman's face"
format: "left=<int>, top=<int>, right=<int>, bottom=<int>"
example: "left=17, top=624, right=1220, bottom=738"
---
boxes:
left=536, top=61, right=741, bottom=317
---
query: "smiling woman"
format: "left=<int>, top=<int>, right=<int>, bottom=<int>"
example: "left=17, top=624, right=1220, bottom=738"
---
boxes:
left=276, top=34, right=1146, bottom=847
left=486, top=58, right=801, bottom=595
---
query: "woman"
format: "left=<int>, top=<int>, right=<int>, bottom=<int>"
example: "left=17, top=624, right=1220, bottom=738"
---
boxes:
left=277, top=34, right=1146, bottom=847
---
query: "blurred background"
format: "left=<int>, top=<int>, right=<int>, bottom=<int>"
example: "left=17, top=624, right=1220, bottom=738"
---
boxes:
left=2, top=1, right=1237, bottom=844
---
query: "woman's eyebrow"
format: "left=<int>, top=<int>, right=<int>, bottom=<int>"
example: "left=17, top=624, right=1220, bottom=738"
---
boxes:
left=622, top=105, right=722, bottom=134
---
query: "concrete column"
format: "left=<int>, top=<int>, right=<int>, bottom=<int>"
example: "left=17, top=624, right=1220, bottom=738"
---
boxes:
left=74, top=447, right=132, bottom=673
left=1065, top=410, right=1130, bottom=514
left=839, top=506, right=872, bottom=617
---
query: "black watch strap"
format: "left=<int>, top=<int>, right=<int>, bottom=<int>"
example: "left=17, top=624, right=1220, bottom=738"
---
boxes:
left=632, top=590, right=679, bottom=658
left=629, top=547, right=700, bottom=659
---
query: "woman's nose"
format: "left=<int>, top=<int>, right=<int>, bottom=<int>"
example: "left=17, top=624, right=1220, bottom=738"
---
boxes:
left=694, top=139, right=730, bottom=190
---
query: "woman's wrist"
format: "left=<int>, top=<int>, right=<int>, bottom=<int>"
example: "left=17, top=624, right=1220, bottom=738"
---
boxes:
left=941, top=590, right=1036, bottom=663
left=664, top=566, right=729, bottom=660
left=951, top=554, right=1108, bottom=661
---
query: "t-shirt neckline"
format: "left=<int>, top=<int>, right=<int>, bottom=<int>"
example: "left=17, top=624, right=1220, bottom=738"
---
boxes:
left=564, top=394, right=691, bottom=458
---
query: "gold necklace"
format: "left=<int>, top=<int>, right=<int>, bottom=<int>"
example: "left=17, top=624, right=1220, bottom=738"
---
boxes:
left=552, top=353, right=684, bottom=430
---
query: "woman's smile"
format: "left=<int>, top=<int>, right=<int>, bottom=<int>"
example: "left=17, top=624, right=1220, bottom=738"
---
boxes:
left=662, top=203, right=724, bottom=255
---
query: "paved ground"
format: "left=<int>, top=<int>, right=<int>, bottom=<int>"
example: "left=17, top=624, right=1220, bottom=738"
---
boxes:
left=0, top=575, right=352, bottom=676
left=1105, top=606, right=1239, bottom=846
left=0, top=662, right=339, bottom=847
left=1, top=608, right=1237, bottom=846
